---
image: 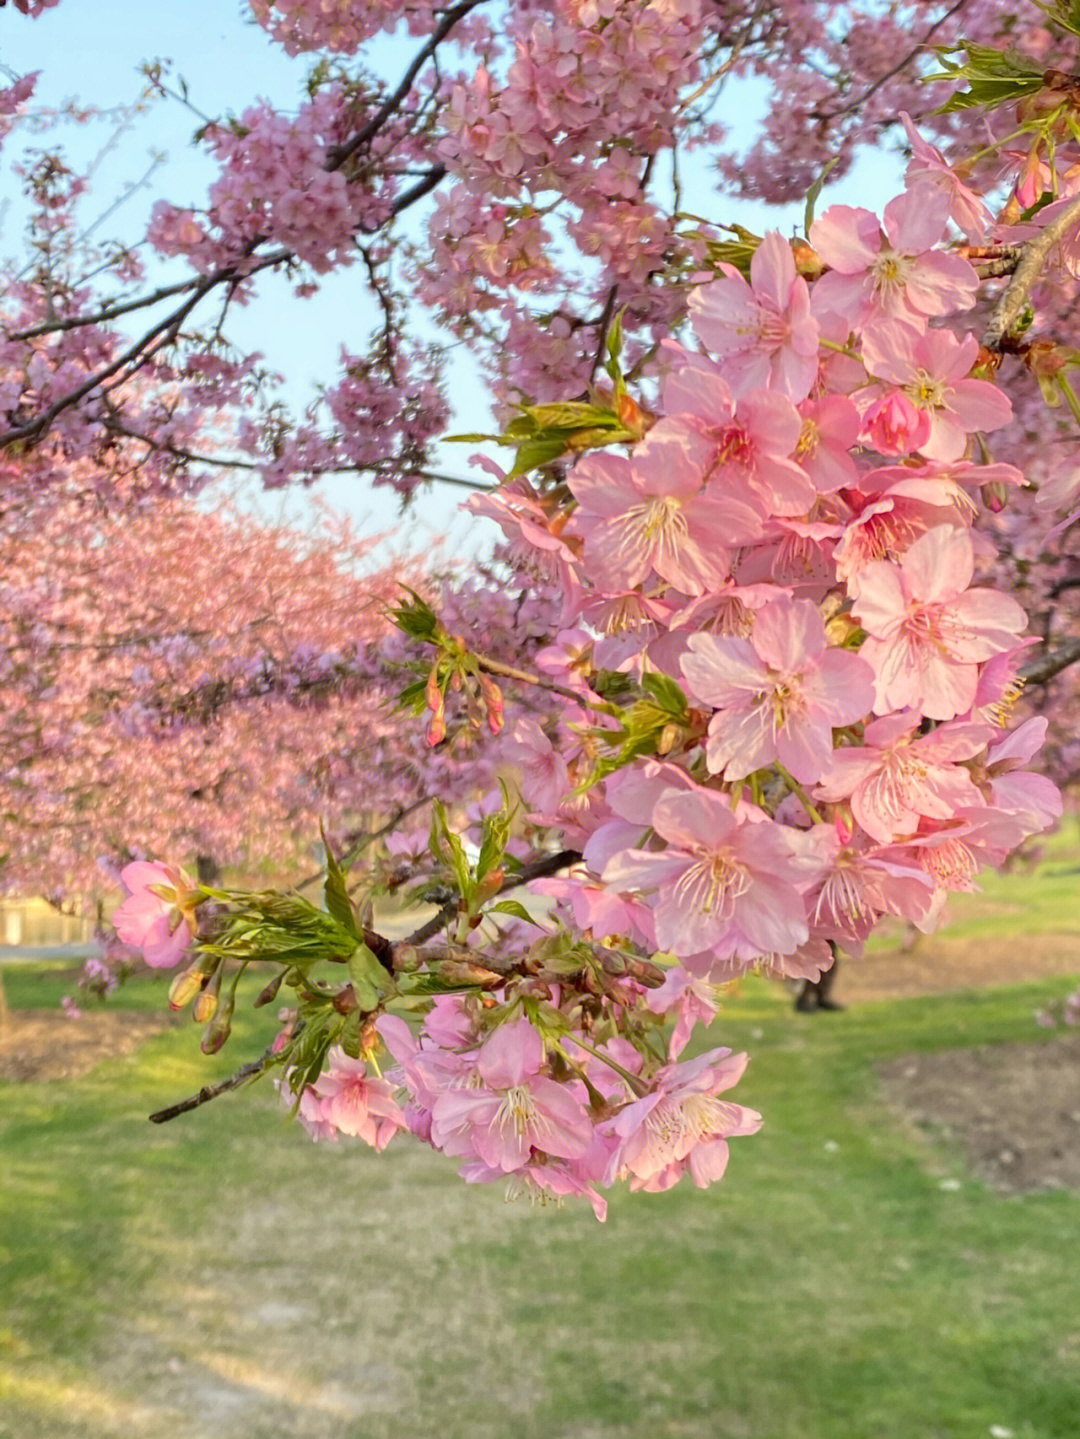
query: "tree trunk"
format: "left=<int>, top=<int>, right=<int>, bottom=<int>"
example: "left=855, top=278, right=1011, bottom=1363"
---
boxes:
left=196, top=854, right=221, bottom=886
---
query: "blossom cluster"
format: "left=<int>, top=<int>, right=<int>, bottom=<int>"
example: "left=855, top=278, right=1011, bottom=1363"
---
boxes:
left=285, top=1011, right=760, bottom=1222
left=99, top=31, right=1080, bottom=1217
left=475, top=153, right=1060, bottom=997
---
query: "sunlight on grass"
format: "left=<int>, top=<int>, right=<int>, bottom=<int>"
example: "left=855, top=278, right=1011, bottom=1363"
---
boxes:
left=3, top=863, right=1080, bottom=1438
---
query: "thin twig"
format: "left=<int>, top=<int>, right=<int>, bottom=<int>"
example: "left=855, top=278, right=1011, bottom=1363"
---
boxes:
left=327, top=0, right=485, bottom=171
left=587, top=284, right=619, bottom=386
left=402, top=847, right=583, bottom=947
left=294, top=795, right=434, bottom=891
left=148, top=1051, right=271, bottom=1123
left=811, top=0, right=969, bottom=124
left=471, top=652, right=585, bottom=704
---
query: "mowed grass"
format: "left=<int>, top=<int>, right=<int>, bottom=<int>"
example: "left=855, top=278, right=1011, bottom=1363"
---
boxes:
left=2, top=875, right=1080, bottom=1439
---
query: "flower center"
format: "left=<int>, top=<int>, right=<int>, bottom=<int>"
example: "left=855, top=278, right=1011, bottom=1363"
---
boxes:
left=922, top=837, right=978, bottom=888
left=640, top=494, right=684, bottom=540
left=906, top=369, right=946, bottom=409
left=676, top=851, right=752, bottom=917
left=796, top=418, right=820, bottom=458
left=711, top=424, right=754, bottom=469
left=497, top=1084, right=542, bottom=1138
left=871, top=249, right=914, bottom=293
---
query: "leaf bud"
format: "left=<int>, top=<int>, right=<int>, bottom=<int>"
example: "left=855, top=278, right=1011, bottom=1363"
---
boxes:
left=475, top=867, right=505, bottom=904
left=392, top=944, right=420, bottom=972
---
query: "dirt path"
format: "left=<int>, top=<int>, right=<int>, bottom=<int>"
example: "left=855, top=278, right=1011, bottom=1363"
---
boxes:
left=0, top=1009, right=174, bottom=1081
left=837, top=930, right=1080, bottom=1004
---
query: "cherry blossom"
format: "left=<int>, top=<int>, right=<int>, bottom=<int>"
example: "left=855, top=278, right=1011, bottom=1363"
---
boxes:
left=852, top=527, right=1028, bottom=720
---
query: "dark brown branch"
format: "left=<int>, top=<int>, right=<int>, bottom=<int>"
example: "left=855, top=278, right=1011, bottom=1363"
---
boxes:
left=587, top=284, right=620, bottom=386
left=810, top=0, right=969, bottom=124
left=148, top=1052, right=269, bottom=1123
left=402, top=847, right=583, bottom=947
left=1019, top=636, right=1080, bottom=686
left=327, top=0, right=486, bottom=171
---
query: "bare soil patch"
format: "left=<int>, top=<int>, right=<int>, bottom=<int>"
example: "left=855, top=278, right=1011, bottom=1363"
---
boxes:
left=879, top=1032, right=1080, bottom=1194
left=839, top=931, right=1080, bottom=1004
left=0, top=1008, right=173, bottom=1081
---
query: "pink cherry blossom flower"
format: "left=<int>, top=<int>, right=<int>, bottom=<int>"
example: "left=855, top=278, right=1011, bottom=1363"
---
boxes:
left=567, top=420, right=762, bottom=595
left=804, top=835, right=937, bottom=947
left=795, top=395, right=860, bottom=492
left=603, top=787, right=820, bottom=961
left=661, top=351, right=816, bottom=516
left=603, top=1047, right=762, bottom=1192
left=502, top=716, right=570, bottom=815
left=113, top=860, right=198, bottom=969
left=900, top=114, right=992, bottom=241
left=861, top=390, right=933, bottom=456
left=430, top=1019, right=593, bottom=1172
left=834, top=470, right=978, bottom=583
left=815, top=711, right=990, bottom=843
left=460, top=1153, right=610, bottom=1222
left=530, top=872, right=655, bottom=944
left=852, top=526, right=1028, bottom=720
left=984, top=717, right=1062, bottom=833
left=681, top=596, right=876, bottom=782
left=310, top=1047, right=407, bottom=1149
left=810, top=189, right=978, bottom=327
left=644, top=966, right=718, bottom=1058
left=882, top=807, right=1030, bottom=897
left=689, top=230, right=819, bottom=401
left=466, top=479, right=580, bottom=596
left=860, top=321, right=1012, bottom=462
left=289, top=1081, right=340, bottom=1143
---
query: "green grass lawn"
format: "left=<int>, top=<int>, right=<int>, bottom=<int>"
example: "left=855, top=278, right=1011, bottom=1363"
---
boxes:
left=2, top=949, right=1079, bottom=1439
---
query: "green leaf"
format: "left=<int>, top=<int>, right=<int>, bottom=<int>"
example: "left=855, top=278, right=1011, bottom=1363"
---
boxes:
left=477, top=780, right=514, bottom=882
left=928, top=41, right=1047, bottom=115
left=397, top=677, right=429, bottom=713
left=523, top=401, right=620, bottom=429
left=490, top=899, right=538, bottom=924
left=639, top=672, right=689, bottom=717
left=430, top=800, right=472, bottom=899
left=390, top=589, right=441, bottom=641
left=321, top=824, right=359, bottom=940
left=347, top=941, right=391, bottom=1012
left=606, top=307, right=625, bottom=363
left=443, top=430, right=507, bottom=444
left=508, top=435, right=572, bottom=477
left=804, top=157, right=839, bottom=233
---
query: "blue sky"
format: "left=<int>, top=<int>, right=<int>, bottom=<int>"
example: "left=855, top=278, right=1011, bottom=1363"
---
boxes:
left=1, top=1, right=904, bottom=553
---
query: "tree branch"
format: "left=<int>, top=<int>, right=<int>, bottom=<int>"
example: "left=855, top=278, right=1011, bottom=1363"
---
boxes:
left=1019, top=636, right=1080, bottom=686
left=327, top=0, right=486, bottom=171
left=984, top=190, right=1080, bottom=349
left=148, top=1050, right=271, bottom=1123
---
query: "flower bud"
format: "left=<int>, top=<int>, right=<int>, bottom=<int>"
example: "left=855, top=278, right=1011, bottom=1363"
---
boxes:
left=200, top=997, right=234, bottom=1055
left=426, top=705, right=446, bottom=746
left=392, top=944, right=420, bottom=972
left=424, top=665, right=442, bottom=713
left=981, top=480, right=1009, bottom=513
left=168, top=957, right=213, bottom=1011
left=254, top=970, right=285, bottom=1007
